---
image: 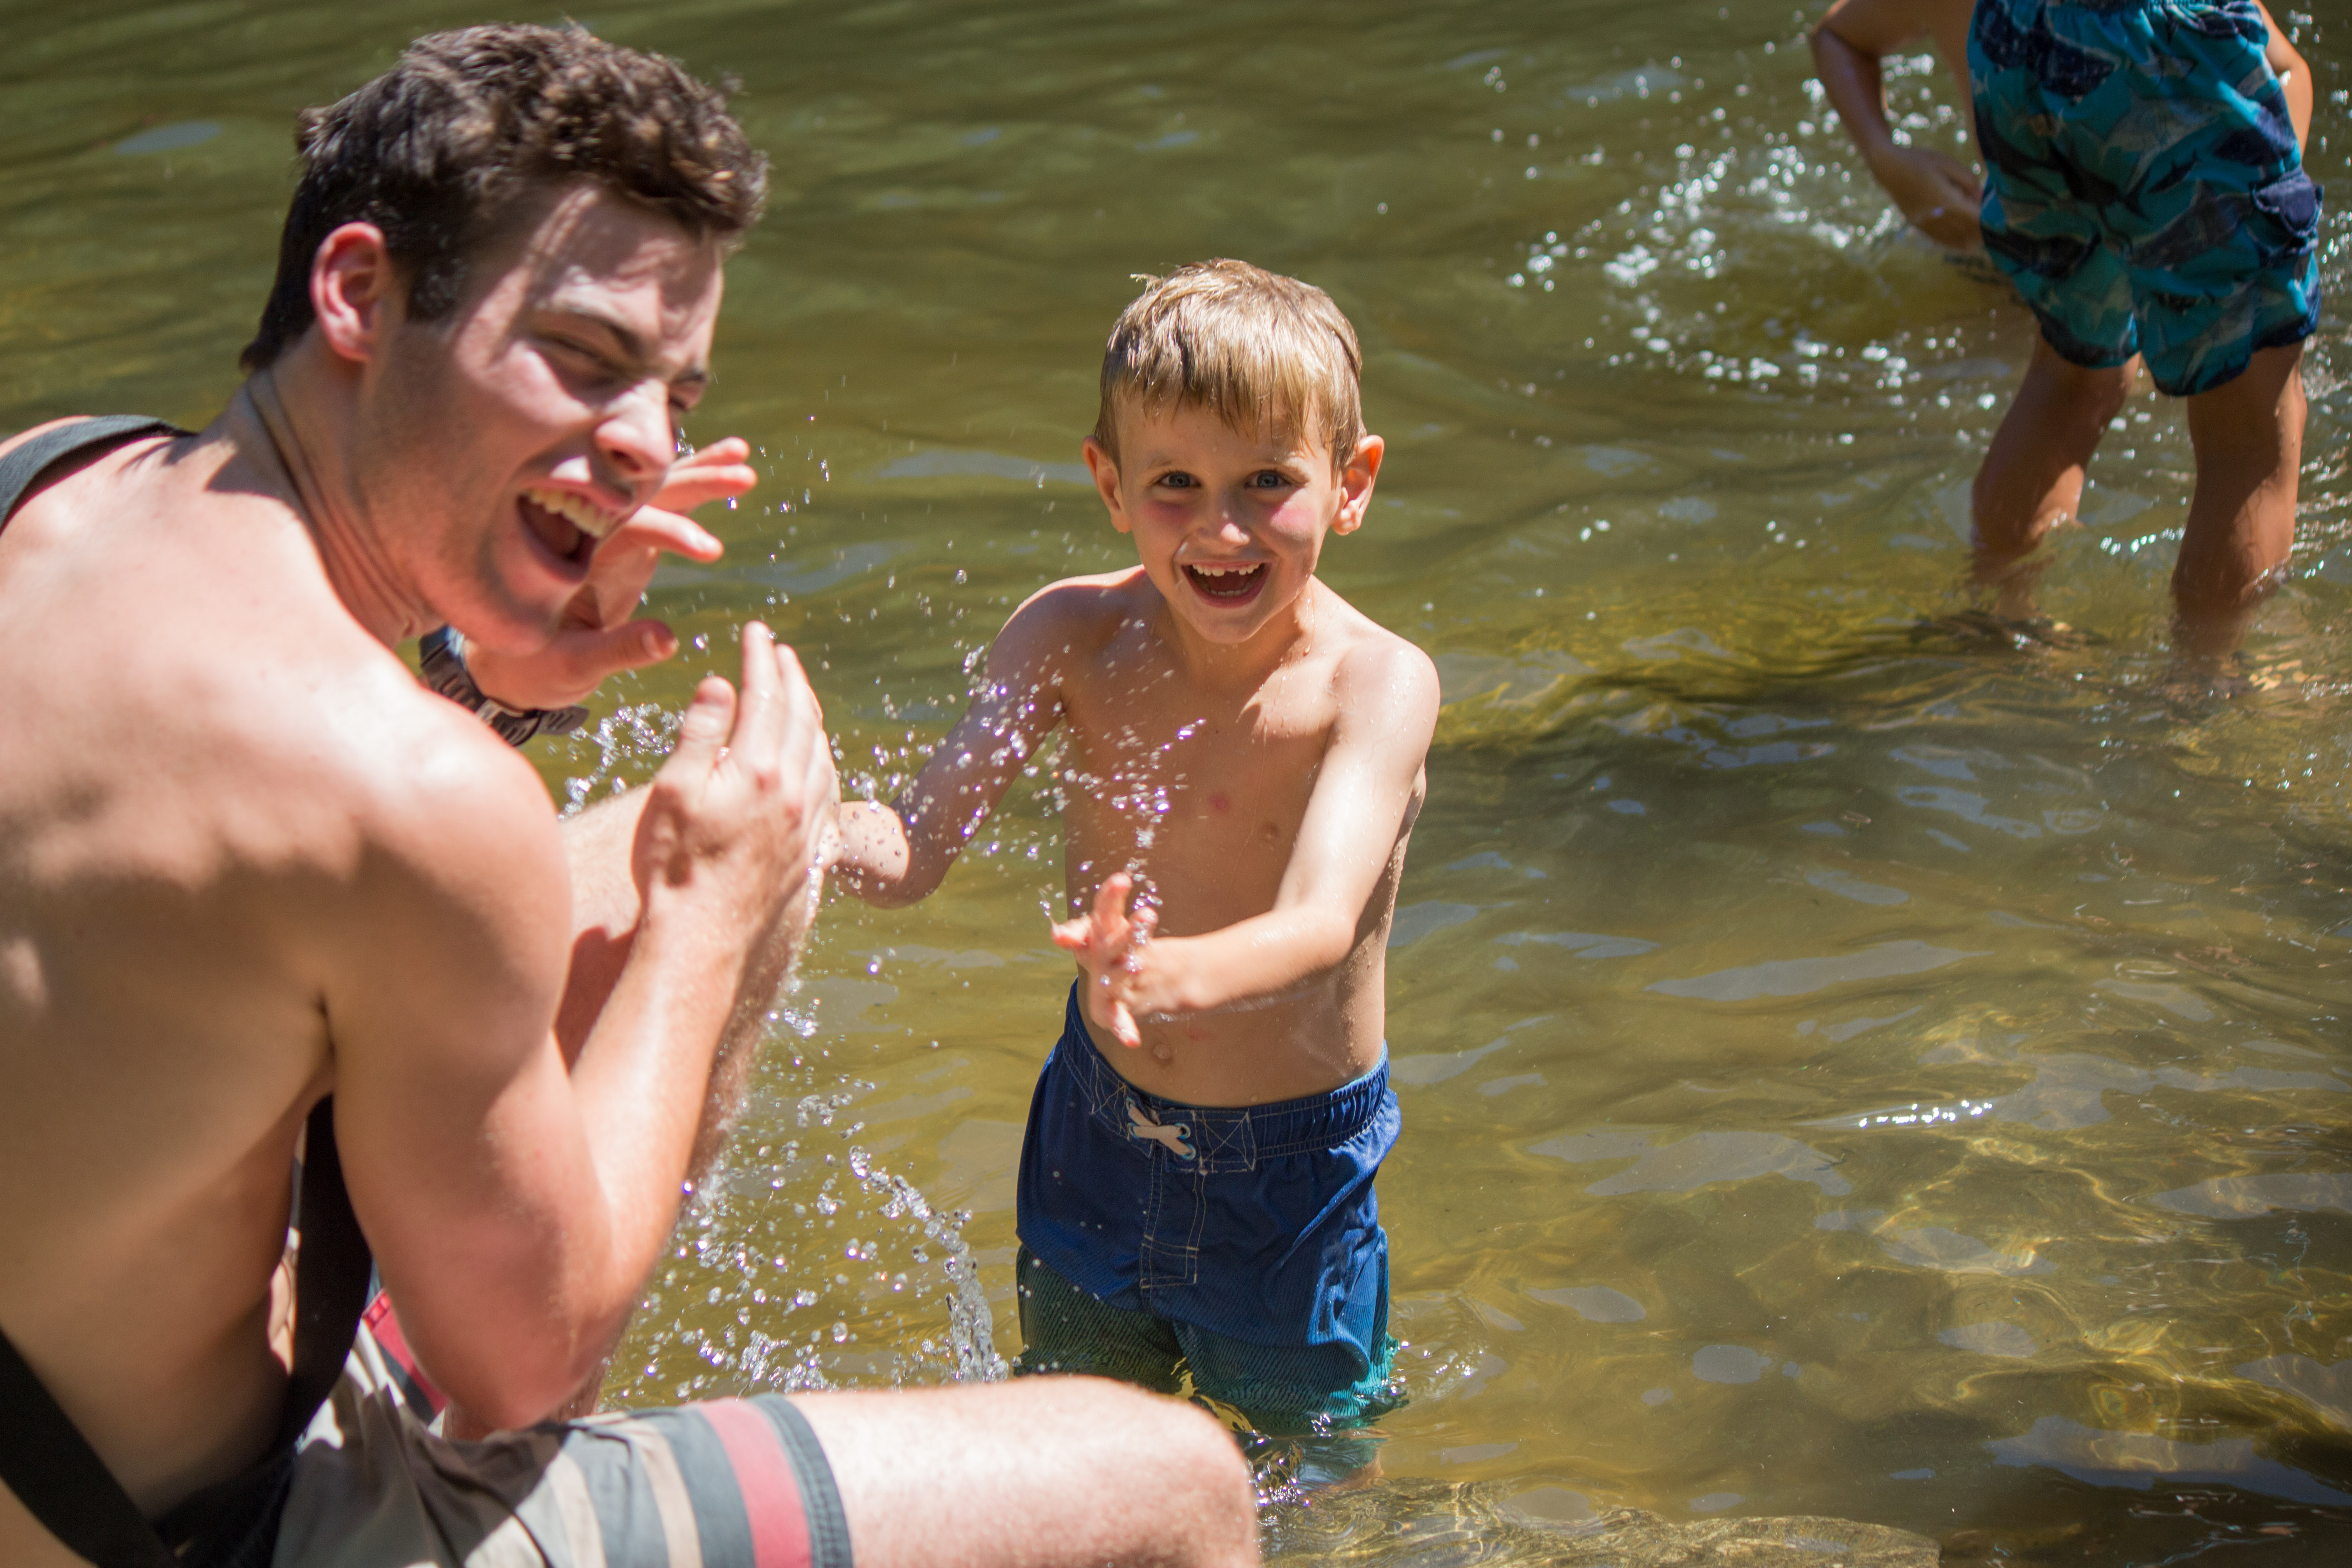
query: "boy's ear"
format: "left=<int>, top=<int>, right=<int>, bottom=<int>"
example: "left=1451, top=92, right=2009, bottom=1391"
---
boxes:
left=1331, top=433, right=1384, bottom=536
left=1081, top=437, right=1132, bottom=533
left=309, top=221, right=401, bottom=366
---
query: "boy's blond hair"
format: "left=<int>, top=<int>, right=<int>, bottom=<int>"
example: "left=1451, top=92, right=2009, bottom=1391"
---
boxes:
left=1091, top=259, right=1363, bottom=473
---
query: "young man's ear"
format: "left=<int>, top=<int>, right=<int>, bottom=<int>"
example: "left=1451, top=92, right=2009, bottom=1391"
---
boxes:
left=1081, top=437, right=1132, bottom=534
left=1331, top=433, right=1384, bottom=536
left=308, top=222, right=402, bottom=366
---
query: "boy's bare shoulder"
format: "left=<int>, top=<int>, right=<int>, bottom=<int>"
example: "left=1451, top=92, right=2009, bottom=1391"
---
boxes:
left=1316, top=586, right=1441, bottom=737
left=991, top=566, right=1152, bottom=672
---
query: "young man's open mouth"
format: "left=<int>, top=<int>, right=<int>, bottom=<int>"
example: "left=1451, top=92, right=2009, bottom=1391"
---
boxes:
left=519, top=485, right=621, bottom=569
left=1182, top=560, right=1267, bottom=605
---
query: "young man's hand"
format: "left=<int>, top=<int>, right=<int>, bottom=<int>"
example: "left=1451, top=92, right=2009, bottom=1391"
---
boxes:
left=635, top=622, right=838, bottom=954
left=1051, top=872, right=1165, bottom=1050
left=1869, top=143, right=1984, bottom=250
left=464, top=438, right=759, bottom=710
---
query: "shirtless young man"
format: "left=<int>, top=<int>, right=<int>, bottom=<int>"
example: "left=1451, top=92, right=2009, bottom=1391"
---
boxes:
left=0, top=26, right=1251, bottom=1568
left=834, top=261, right=1441, bottom=1458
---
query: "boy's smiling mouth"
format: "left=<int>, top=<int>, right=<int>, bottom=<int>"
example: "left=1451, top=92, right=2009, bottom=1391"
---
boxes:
left=1182, top=561, right=1267, bottom=604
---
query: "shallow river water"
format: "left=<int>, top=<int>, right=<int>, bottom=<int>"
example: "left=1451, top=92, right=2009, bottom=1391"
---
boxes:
left=6, top=1, right=2352, bottom=1561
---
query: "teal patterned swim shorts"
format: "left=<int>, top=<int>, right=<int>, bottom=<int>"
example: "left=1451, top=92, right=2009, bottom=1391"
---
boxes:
left=1970, top=0, right=2322, bottom=395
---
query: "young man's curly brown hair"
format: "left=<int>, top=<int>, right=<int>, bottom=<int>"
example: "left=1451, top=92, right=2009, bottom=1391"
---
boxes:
left=241, top=23, right=767, bottom=371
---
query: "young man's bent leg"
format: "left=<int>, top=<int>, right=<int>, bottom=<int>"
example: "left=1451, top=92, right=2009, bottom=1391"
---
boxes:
left=283, top=1324, right=1257, bottom=1567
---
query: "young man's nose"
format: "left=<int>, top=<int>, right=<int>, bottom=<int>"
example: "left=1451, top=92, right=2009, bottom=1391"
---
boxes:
left=594, top=380, right=675, bottom=498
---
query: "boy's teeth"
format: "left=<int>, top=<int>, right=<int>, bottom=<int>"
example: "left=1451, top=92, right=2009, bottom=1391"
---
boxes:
left=522, top=487, right=621, bottom=541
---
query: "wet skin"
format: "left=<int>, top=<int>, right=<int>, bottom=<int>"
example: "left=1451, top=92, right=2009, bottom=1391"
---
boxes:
left=833, top=404, right=1440, bottom=1107
left=0, top=184, right=834, bottom=1564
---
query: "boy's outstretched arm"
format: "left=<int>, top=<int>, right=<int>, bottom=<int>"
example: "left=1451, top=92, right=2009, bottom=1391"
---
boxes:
left=1811, top=0, right=1983, bottom=252
left=831, top=592, right=1071, bottom=908
left=1056, top=640, right=1440, bottom=1048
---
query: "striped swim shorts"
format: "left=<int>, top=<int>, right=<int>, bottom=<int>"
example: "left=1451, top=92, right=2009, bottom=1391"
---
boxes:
left=273, top=1318, right=852, bottom=1568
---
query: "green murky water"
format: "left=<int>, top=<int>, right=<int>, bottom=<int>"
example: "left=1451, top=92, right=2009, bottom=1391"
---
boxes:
left=8, top=1, right=2352, bottom=1559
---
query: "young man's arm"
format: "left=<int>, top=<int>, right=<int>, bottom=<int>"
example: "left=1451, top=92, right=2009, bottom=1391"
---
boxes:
left=830, top=589, right=1075, bottom=907
left=332, top=626, right=834, bottom=1429
left=1057, top=638, right=1440, bottom=1048
left=1811, top=0, right=1985, bottom=251
left=2254, top=1, right=2313, bottom=152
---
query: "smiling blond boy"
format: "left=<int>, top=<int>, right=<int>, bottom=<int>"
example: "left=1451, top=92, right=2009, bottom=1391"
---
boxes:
left=834, top=260, right=1438, bottom=1441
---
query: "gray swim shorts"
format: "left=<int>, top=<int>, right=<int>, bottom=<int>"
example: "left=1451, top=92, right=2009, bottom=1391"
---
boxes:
left=275, top=1326, right=853, bottom=1568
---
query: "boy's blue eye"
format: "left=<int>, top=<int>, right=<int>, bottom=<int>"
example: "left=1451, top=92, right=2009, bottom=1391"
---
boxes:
left=1248, top=470, right=1290, bottom=488
left=1157, top=472, right=1196, bottom=489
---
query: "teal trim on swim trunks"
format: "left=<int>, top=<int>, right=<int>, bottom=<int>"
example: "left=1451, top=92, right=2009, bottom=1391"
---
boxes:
left=1970, top=0, right=2322, bottom=395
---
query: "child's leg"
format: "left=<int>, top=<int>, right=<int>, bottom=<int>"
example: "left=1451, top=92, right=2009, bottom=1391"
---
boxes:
left=2173, top=342, right=2307, bottom=646
left=1970, top=337, right=2135, bottom=568
left=1013, top=1245, right=1186, bottom=1394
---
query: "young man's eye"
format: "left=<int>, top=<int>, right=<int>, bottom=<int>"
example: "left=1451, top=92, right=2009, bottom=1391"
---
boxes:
left=548, top=337, right=621, bottom=379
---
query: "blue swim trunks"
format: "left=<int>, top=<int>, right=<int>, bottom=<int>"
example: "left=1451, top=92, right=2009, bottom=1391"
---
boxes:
left=1970, top=0, right=2322, bottom=395
left=1013, top=984, right=1402, bottom=1434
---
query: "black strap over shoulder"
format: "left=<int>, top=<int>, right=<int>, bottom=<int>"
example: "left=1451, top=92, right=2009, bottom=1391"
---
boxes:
left=0, top=1099, right=372, bottom=1568
left=0, top=419, right=376, bottom=1564
left=0, top=415, right=183, bottom=529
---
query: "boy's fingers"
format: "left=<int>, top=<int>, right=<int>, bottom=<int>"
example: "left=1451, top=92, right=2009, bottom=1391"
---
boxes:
left=1110, top=1000, right=1141, bottom=1050
left=1093, top=873, right=1133, bottom=931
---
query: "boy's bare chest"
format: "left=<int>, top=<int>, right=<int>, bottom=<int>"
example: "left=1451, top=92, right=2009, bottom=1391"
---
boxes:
left=1055, top=676, right=1331, bottom=915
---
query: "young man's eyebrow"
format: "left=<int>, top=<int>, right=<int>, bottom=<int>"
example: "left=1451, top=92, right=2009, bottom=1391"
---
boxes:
left=539, top=303, right=709, bottom=385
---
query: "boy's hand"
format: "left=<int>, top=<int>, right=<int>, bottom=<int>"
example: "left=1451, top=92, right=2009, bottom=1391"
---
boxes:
left=1051, top=872, right=1164, bottom=1050
left=1868, top=144, right=1983, bottom=251
left=464, top=438, right=758, bottom=710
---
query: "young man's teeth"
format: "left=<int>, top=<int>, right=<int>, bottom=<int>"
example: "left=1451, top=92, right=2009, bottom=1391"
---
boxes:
left=524, top=488, right=621, bottom=541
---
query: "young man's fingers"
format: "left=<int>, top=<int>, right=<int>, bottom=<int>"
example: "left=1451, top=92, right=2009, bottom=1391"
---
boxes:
left=664, top=675, right=739, bottom=788
left=654, top=439, right=758, bottom=512
left=765, top=640, right=827, bottom=767
left=609, top=505, right=725, bottom=566
left=547, top=621, right=679, bottom=696
left=728, top=622, right=787, bottom=764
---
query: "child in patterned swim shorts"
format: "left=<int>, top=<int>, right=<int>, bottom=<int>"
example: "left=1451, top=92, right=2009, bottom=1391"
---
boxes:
left=833, top=260, right=1439, bottom=1473
left=1965, top=0, right=2318, bottom=645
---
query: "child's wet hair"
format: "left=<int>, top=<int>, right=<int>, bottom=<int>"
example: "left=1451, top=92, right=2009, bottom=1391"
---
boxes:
left=1092, top=260, right=1364, bottom=473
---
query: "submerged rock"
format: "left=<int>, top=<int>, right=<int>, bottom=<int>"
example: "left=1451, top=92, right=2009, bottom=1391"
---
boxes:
left=1260, top=1477, right=1937, bottom=1566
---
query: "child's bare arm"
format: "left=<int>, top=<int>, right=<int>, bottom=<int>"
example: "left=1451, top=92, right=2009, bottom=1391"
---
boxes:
left=831, top=598, right=1069, bottom=908
left=1056, top=642, right=1439, bottom=1048
left=1811, top=0, right=1984, bottom=251
left=2253, top=2, right=2313, bottom=152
